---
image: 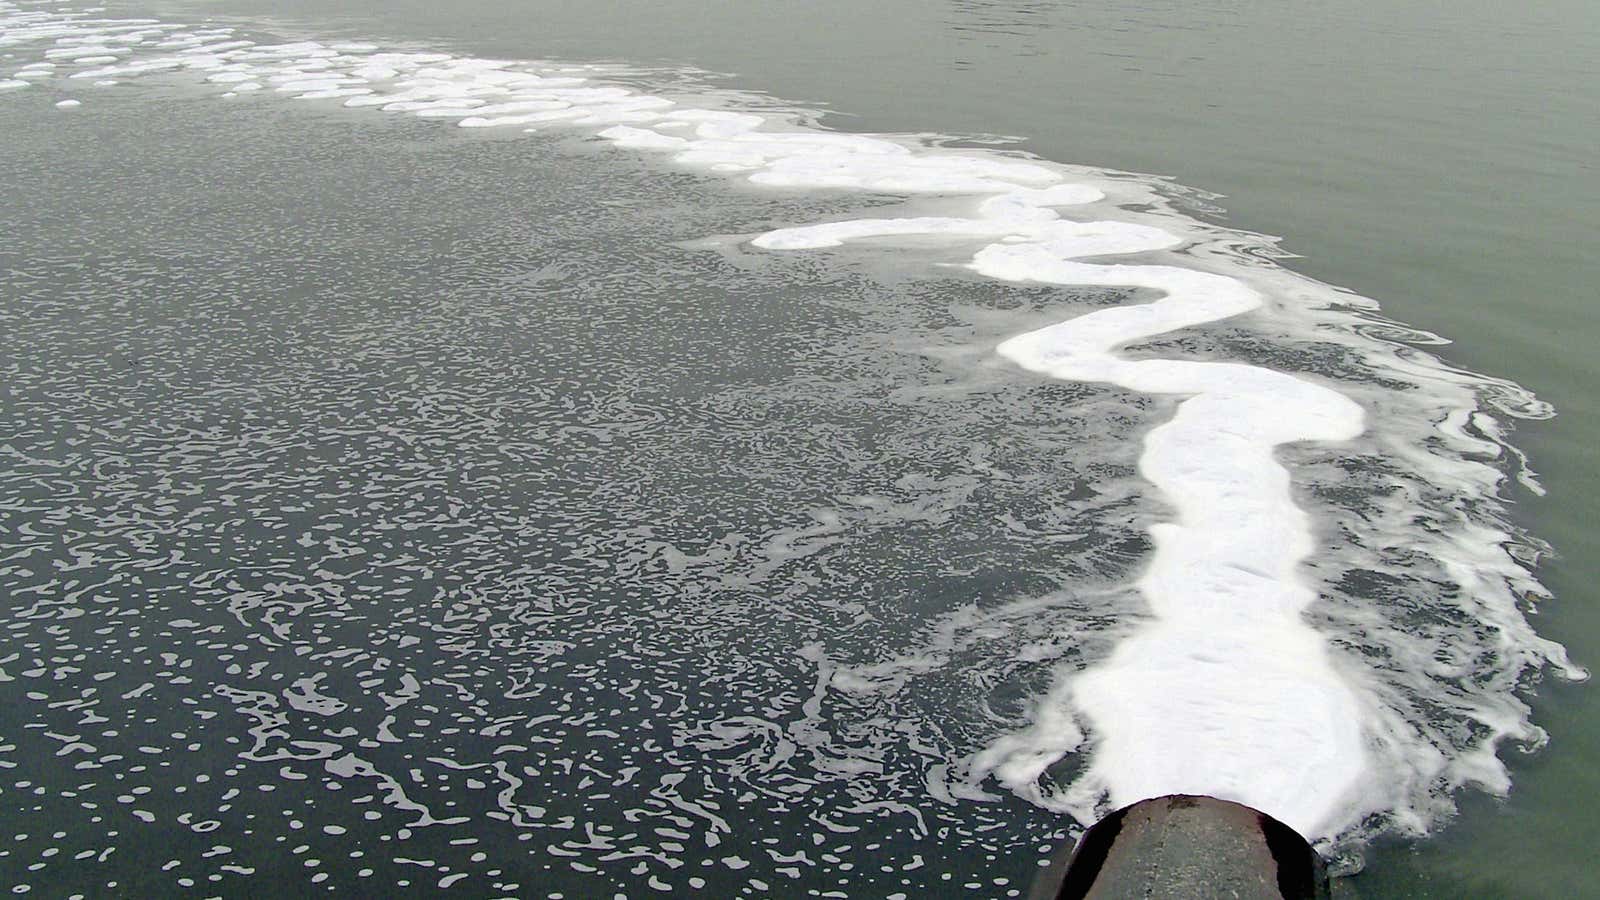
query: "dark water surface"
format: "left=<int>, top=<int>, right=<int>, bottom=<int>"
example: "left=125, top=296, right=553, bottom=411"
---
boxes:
left=2, top=64, right=1163, bottom=896
left=4, top=0, right=1597, bottom=896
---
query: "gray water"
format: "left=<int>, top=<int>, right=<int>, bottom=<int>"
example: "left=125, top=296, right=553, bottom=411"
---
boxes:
left=3, top=0, right=1597, bottom=896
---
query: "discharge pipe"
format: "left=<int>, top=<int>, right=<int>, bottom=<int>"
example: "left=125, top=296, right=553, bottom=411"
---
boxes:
left=1029, top=794, right=1331, bottom=899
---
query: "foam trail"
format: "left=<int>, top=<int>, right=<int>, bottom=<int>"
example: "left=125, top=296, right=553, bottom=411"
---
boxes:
left=997, top=318, right=1371, bottom=835
left=761, top=197, right=1370, bottom=835
left=1, top=0, right=1580, bottom=849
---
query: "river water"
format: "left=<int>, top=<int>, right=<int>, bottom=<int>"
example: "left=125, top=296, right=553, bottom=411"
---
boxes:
left=2, top=0, right=1596, bottom=896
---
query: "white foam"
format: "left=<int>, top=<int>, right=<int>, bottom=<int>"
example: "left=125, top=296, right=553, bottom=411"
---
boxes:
left=44, top=43, right=125, bottom=59
left=0, top=0, right=1576, bottom=850
left=293, top=87, right=371, bottom=100
left=746, top=185, right=1375, bottom=835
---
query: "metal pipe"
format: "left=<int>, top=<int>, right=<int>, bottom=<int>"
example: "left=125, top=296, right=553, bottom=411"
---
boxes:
left=1029, top=794, right=1330, bottom=899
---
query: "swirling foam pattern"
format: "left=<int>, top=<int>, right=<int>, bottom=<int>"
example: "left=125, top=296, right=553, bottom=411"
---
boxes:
left=0, top=0, right=1583, bottom=893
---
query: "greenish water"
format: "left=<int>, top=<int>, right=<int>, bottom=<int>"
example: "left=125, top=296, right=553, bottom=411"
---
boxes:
left=5, top=0, right=1597, bottom=895
left=192, top=1, right=1600, bottom=892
